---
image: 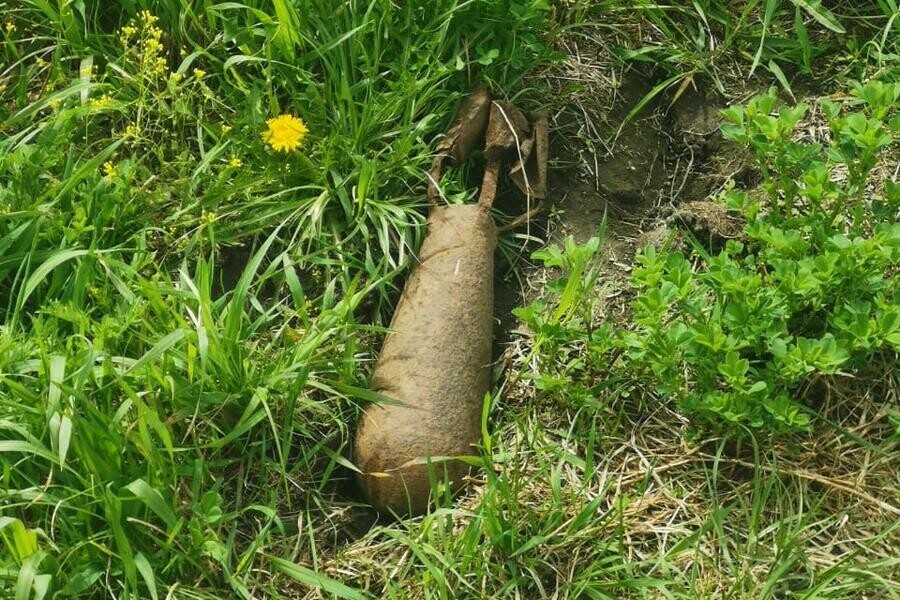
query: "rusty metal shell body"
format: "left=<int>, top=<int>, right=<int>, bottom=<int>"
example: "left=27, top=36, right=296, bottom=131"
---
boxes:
left=354, top=204, right=495, bottom=515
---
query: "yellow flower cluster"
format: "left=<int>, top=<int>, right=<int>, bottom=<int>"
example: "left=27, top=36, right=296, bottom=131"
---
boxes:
left=119, top=24, right=137, bottom=44
left=4, top=21, right=15, bottom=33
left=123, top=123, right=142, bottom=146
left=102, top=161, right=117, bottom=180
left=89, top=93, right=113, bottom=109
left=139, top=10, right=159, bottom=25
left=119, top=12, right=167, bottom=78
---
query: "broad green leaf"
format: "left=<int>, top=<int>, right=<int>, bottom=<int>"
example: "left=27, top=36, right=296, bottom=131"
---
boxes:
left=47, top=355, right=65, bottom=411
left=15, top=550, right=46, bottom=600
left=0, top=517, right=39, bottom=562
left=79, top=55, right=93, bottom=104
left=124, top=329, right=187, bottom=375
left=57, top=414, right=73, bottom=468
left=0, top=440, right=58, bottom=464
left=134, top=553, right=159, bottom=600
left=767, top=60, right=795, bottom=101
left=269, top=556, right=368, bottom=600
left=19, top=249, right=91, bottom=308
left=790, top=0, right=845, bottom=33
left=123, top=479, right=178, bottom=532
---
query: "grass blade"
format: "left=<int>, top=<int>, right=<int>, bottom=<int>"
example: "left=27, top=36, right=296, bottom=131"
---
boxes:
left=789, top=0, right=846, bottom=33
left=269, top=556, right=369, bottom=600
left=123, top=479, right=179, bottom=532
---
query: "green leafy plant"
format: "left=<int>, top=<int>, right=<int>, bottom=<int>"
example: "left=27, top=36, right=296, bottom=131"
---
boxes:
left=512, top=231, right=618, bottom=411
left=629, top=82, right=898, bottom=433
left=518, top=83, right=898, bottom=435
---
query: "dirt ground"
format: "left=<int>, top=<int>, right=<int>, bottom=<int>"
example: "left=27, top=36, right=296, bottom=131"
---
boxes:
left=492, top=56, right=753, bottom=341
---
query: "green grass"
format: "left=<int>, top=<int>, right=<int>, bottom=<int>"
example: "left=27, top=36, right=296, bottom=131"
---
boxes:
left=2, top=0, right=899, bottom=598
left=1, top=1, right=554, bottom=597
left=564, top=0, right=900, bottom=133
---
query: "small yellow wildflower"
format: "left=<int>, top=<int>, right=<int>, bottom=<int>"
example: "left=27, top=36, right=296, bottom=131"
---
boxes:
left=146, top=37, right=162, bottom=55
left=261, top=114, right=308, bottom=153
left=4, top=21, right=15, bottom=33
left=119, top=24, right=137, bottom=44
left=102, top=161, right=117, bottom=180
left=170, top=72, right=183, bottom=84
left=48, top=99, right=61, bottom=111
left=89, top=93, right=113, bottom=109
left=193, top=68, right=206, bottom=80
left=221, top=124, right=232, bottom=134
left=123, top=123, right=141, bottom=143
left=202, top=211, right=217, bottom=224
left=228, top=156, right=242, bottom=168
left=139, top=10, right=159, bottom=25
left=35, top=57, right=47, bottom=68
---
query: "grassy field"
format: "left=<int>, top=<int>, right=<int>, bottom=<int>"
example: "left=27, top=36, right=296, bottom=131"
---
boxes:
left=1, top=1, right=898, bottom=598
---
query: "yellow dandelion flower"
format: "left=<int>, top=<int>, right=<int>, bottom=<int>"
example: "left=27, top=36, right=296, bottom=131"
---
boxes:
left=261, top=114, right=308, bottom=153
left=193, top=68, right=206, bottom=79
left=228, top=156, right=242, bottom=168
